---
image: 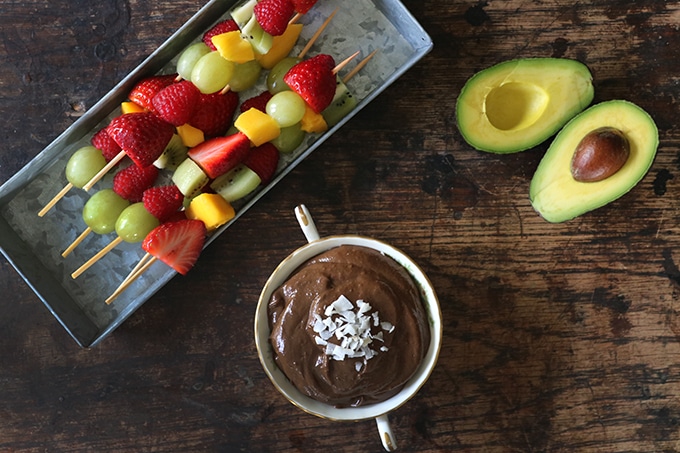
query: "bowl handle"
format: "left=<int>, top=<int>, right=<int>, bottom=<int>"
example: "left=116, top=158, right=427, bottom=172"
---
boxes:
left=375, top=414, right=397, bottom=451
left=295, top=204, right=320, bottom=243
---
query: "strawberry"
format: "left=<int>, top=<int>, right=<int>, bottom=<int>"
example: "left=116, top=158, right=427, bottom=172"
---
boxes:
left=254, top=0, right=295, bottom=36
left=202, top=19, right=240, bottom=51
left=152, top=80, right=201, bottom=126
left=113, top=164, right=159, bottom=203
left=128, top=74, right=177, bottom=113
left=239, top=91, right=273, bottom=114
left=107, top=112, right=175, bottom=168
left=244, top=143, right=280, bottom=184
left=142, top=219, right=207, bottom=275
left=189, top=90, right=239, bottom=137
left=142, top=185, right=184, bottom=222
left=91, top=127, right=122, bottom=163
left=283, top=54, right=336, bottom=113
left=291, top=0, right=317, bottom=14
left=187, top=133, right=251, bottom=179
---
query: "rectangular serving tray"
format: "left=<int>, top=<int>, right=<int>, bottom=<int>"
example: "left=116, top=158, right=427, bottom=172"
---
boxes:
left=0, top=0, right=432, bottom=347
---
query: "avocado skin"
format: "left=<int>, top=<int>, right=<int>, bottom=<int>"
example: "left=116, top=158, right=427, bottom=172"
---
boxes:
left=456, top=58, right=594, bottom=153
left=529, top=100, right=659, bottom=223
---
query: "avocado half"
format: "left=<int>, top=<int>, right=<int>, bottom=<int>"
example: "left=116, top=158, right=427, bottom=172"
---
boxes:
left=456, top=58, right=595, bottom=153
left=530, top=100, right=659, bottom=223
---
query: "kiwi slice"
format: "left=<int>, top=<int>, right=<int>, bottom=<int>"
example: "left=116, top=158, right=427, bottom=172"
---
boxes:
left=322, top=80, right=358, bottom=127
left=210, top=164, right=261, bottom=202
left=241, top=14, right=273, bottom=55
left=154, top=134, right=189, bottom=171
left=172, top=158, right=209, bottom=198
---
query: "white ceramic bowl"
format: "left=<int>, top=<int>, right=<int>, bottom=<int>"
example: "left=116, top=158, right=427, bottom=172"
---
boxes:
left=254, top=205, right=442, bottom=451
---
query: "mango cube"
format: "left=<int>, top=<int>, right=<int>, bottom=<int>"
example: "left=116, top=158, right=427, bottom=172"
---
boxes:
left=186, top=193, right=235, bottom=231
left=300, top=105, right=328, bottom=133
left=256, top=24, right=303, bottom=69
left=121, top=101, right=146, bottom=114
left=176, top=123, right=205, bottom=148
left=235, top=108, right=281, bottom=146
left=212, top=31, right=255, bottom=64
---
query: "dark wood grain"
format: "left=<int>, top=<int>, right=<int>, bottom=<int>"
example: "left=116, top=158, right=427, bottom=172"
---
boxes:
left=2, top=1, right=680, bottom=451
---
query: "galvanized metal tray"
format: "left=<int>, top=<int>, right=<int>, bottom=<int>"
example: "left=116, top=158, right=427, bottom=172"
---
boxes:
left=0, top=0, right=432, bottom=347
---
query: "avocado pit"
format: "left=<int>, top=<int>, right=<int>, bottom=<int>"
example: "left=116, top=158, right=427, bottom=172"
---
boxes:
left=571, top=127, right=630, bottom=182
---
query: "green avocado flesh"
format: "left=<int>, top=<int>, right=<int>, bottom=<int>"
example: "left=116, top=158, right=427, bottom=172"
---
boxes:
left=456, top=58, right=595, bottom=153
left=530, top=100, right=658, bottom=223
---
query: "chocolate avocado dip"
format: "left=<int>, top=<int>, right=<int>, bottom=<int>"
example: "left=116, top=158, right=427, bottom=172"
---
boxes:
left=268, top=244, right=430, bottom=408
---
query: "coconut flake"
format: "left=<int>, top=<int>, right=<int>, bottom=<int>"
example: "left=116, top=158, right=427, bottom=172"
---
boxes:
left=381, top=321, right=394, bottom=333
left=313, top=295, right=395, bottom=368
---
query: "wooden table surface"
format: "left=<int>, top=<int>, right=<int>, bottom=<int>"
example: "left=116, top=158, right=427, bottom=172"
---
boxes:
left=2, top=1, right=680, bottom=452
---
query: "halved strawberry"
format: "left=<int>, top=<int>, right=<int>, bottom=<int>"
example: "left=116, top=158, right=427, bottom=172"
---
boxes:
left=244, top=143, right=279, bottom=184
left=142, top=185, right=184, bottom=222
left=239, top=91, right=273, bottom=114
left=189, top=90, right=239, bottom=137
left=128, top=74, right=178, bottom=113
left=187, top=133, right=251, bottom=179
left=291, top=0, right=318, bottom=14
left=142, top=219, right=207, bottom=275
left=113, top=164, right=159, bottom=203
left=254, top=0, right=295, bottom=36
left=202, top=19, right=240, bottom=51
left=283, top=54, right=336, bottom=113
left=91, top=127, right=122, bottom=163
left=107, top=112, right=175, bottom=168
left=152, top=80, right=201, bottom=126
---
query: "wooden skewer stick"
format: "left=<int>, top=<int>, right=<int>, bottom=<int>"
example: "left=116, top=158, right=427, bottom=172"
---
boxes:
left=120, top=252, right=153, bottom=288
left=62, top=227, right=93, bottom=258
left=343, top=49, right=379, bottom=83
left=71, top=236, right=123, bottom=279
left=105, top=254, right=158, bottom=304
left=219, top=84, right=231, bottom=96
left=333, top=50, right=360, bottom=75
left=82, top=151, right=126, bottom=192
left=289, top=12, right=303, bottom=25
left=38, top=182, right=74, bottom=217
left=297, top=8, right=338, bottom=60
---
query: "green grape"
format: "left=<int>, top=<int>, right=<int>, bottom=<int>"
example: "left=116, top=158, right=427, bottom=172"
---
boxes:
left=115, top=202, right=159, bottom=243
left=191, top=51, right=235, bottom=94
left=270, top=123, right=306, bottom=153
left=228, top=60, right=262, bottom=92
left=177, top=42, right=211, bottom=81
left=266, top=91, right=306, bottom=128
left=65, top=145, right=107, bottom=188
left=82, top=189, right=130, bottom=235
left=267, top=57, right=299, bottom=94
